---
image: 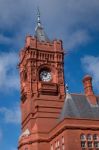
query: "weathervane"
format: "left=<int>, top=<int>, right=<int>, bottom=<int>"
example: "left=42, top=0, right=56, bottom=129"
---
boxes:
left=37, top=7, right=41, bottom=27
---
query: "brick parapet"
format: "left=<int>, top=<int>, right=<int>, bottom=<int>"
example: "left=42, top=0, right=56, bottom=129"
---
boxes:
left=25, top=35, right=63, bottom=52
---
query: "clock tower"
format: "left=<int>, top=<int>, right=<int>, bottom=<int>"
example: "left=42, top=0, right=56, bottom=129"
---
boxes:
left=18, top=10, right=65, bottom=150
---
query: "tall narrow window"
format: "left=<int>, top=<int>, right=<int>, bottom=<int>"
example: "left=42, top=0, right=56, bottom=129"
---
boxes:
left=55, top=141, right=58, bottom=150
left=94, top=134, right=99, bottom=148
left=62, top=136, right=64, bottom=144
left=62, top=144, right=65, bottom=150
left=51, top=144, right=53, bottom=150
left=80, top=134, right=86, bottom=148
left=62, top=136, right=65, bottom=150
left=57, top=140, right=60, bottom=147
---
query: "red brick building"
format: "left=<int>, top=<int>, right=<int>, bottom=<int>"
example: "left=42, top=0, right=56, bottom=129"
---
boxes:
left=18, top=11, right=99, bottom=150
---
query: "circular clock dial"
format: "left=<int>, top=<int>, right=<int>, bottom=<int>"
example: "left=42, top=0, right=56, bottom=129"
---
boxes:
left=40, top=70, right=52, bottom=82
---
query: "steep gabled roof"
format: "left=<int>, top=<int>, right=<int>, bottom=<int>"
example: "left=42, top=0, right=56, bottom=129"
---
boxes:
left=35, top=25, right=49, bottom=42
left=59, top=93, right=99, bottom=121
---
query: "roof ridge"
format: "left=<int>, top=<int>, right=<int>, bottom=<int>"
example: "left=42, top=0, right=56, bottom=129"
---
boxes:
left=70, top=93, right=85, bottom=96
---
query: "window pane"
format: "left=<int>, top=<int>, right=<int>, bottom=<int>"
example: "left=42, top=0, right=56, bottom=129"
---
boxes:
left=93, top=134, right=98, bottom=140
left=58, top=140, right=60, bottom=146
left=81, top=141, right=86, bottom=148
left=94, top=141, right=99, bottom=148
left=62, top=136, right=64, bottom=144
left=51, top=144, right=53, bottom=150
left=87, top=134, right=92, bottom=141
left=55, top=141, right=57, bottom=148
left=62, top=145, right=65, bottom=150
left=88, top=141, right=93, bottom=148
left=80, top=134, right=86, bottom=141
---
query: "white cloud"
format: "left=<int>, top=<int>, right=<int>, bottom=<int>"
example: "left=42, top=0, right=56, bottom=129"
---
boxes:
left=81, top=55, right=99, bottom=92
left=0, top=0, right=99, bottom=49
left=0, top=34, right=12, bottom=45
left=0, top=104, right=21, bottom=124
left=0, top=52, right=19, bottom=92
left=65, top=30, right=91, bottom=50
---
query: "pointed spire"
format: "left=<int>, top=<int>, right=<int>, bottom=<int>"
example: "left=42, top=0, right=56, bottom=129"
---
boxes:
left=34, top=8, right=50, bottom=42
left=37, top=7, right=41, bottom=27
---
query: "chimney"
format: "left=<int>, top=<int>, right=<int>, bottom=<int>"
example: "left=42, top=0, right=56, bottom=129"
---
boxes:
left=83, top=75, right=97, bottom=105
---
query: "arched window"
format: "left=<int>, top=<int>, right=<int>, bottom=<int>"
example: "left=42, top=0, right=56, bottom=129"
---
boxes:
left=55, top=141, right=57, bottom=149
left=93, top=134, right=98, bottom=141
left=80, top=134, right=86, bottom=141
left=87, top=134, right=93, bottom=149
left=94, top=134, right=99, bottom=148
left=62, top=144, right=65, bottom=150
left=80, top=134, right=86, bottom=148
left=62, top=136, right=65, bottom=150
left=87, top=134, right=92, bottom=141
left=57, top=140, right=60, bottom=147
left=50, top=144, right=53, bottom=150
left=62, top=136, right=64, bottom=144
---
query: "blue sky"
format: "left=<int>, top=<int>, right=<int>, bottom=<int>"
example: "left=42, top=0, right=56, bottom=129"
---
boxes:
left=0, top=0, right=99, bottom=150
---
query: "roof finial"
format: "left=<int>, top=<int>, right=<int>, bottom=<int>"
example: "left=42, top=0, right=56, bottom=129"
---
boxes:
left=65, top=84, right=69, bottom=93
left=37, top=7, right=41, bottom=27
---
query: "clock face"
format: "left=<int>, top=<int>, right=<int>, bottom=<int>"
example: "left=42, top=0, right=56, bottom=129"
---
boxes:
left=40, top=70, right=52, bottom=82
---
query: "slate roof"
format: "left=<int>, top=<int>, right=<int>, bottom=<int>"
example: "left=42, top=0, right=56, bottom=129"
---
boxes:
left=35, top=25, right=50, bottom=42
left=59, top=93, right=99, bottom=121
